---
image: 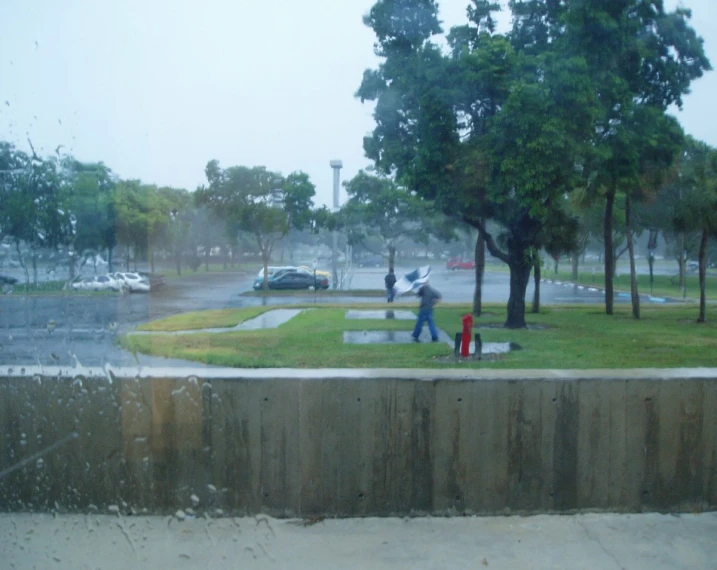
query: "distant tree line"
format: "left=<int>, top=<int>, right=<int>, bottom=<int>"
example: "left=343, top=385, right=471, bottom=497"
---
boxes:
left=0, top=143, right=336, bottom=287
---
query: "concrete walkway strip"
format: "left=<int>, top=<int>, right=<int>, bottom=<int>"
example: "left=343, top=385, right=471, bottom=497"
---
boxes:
left=131, top=308, right=305, bottom=335
left=7, top=366, right=717, bottom=381
left=1, top=512, right=715, bottom=569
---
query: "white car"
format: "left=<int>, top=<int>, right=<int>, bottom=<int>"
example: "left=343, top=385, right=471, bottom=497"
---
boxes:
left=255, top=266, right=296, bottom=279
left=110, top=271, right=151, bottom=292
left=71, top=274, right=124, bottom=292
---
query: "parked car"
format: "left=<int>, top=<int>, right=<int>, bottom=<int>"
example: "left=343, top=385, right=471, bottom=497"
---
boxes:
left=110, top=271, right=151, bottom=292
left=253, top=268, right=329, bottom=290
left=446, top=258, right=476, bottom=270
left=138, top=272, right=166, bottom=289
left=298, top=265, right=332, bottom=279
left=71, top=274, right=124, bottom=292
left=356, top=255, right=386, bottom=268
left=255, top=265, right=296, bottom=279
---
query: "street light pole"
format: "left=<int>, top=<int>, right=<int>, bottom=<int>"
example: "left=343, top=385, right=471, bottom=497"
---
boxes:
left=329, top=160, right=342, bottom=290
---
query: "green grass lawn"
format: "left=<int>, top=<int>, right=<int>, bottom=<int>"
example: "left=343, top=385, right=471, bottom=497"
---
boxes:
left=2, top=280, right=117, bottom=296
left=120, top=302, right=717, bottom=369
left=543, top=268, right=717, bottom=301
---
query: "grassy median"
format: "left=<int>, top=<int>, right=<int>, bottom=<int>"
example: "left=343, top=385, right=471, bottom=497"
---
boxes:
left=119, top=302, right=717, bottom=369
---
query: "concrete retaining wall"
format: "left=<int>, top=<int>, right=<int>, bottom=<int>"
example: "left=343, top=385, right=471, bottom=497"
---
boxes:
left=1, top=368, right=715, bottom=516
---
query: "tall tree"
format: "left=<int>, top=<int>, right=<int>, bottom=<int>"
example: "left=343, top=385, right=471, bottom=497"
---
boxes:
left=113, top=180, right=153, bottom=271
left=62, top=159, right=117, bottom=274
left=559, top=0, right=711, bottom=314
left=338, top=170, right=452, bottom=270
left=358, top=0, right=596, bottom=327
left=621, top=108, right=684, bottom=318
left=673, top=137, right=717, bottom=323
left=156, top=186, right=192, bottom=275
left=0, top=142, right=73, bottom=285
left=196, top=162, right=317, bottom=289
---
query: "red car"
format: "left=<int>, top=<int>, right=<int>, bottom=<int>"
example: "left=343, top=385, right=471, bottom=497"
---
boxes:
left=446, top=258, right=476, bottom=270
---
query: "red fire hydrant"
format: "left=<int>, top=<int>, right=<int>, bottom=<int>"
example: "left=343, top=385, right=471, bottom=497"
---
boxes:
left=461, top=313, right=473, bottom=357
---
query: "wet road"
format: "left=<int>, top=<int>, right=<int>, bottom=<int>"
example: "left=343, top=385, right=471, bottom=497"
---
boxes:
left=0, top=266, right=651, bottom=368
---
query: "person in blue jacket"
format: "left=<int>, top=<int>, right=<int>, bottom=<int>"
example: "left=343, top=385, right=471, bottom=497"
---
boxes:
left=411, top=281, right=441, bottom=342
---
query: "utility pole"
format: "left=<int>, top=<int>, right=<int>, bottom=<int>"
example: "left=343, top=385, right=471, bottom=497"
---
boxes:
left=329, top=160, right=342, bottom=289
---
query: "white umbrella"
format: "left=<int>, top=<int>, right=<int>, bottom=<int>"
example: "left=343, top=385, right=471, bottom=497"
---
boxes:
left=393, top=265, right=431, bottom=296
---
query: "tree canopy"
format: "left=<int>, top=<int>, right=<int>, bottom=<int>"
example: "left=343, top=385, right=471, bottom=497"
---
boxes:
left=338, top=170, right=454, bottom=270
left=195, top=161, right=318, bottom=288
left=357, top=0, right=710, bottom=327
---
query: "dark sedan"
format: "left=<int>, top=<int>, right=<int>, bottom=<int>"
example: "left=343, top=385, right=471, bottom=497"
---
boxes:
left=253, top=268, right=329, bottom=290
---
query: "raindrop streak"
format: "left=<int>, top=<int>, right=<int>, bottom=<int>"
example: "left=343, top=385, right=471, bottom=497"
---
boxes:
left=0, top=432, right=79, bottom=480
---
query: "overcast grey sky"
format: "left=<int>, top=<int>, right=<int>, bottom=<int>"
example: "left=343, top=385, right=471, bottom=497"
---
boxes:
left=1, top=1, right=715, bottom=208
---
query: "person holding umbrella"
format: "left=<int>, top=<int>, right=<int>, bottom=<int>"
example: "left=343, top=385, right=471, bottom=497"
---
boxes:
left=411, top=280, right=441, bottom=343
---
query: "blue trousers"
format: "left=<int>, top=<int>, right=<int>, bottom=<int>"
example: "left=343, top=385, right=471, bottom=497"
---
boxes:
left=412, top=307, right=438, bottom=341
left=387, top=288, right=395, bottom=302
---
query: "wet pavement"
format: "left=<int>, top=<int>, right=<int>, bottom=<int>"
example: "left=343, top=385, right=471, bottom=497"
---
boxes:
left=342, top=330, right=515, bottom=354
left=345, top=309, right=415, bottom=320
left=343, top=330, right=452, bottom=345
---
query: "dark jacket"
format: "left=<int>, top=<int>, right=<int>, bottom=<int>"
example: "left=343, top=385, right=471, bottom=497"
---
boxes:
left=385, top=272, right=397, bottom=289
left=417, top=284, right=441, bottom=310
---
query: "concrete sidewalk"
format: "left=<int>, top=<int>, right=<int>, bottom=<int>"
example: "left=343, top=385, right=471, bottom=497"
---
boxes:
left=2, top=511, right=716, bottom=569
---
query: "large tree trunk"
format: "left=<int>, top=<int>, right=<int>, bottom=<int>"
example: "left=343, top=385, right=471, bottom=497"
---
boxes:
left=647, top=229, right=658, bottom=294
left=698, top=229, right=708, bottom=323
left=532, top=254, right=541, bottom=314
left=388, top=244, right=396, bottom=272
left=16, top=240, right=29, bottom=288
left=603, top=188, right=616, bottom=315
left=679, top=231, right=686, bottom=298
left=625, top=194, right=640, bottom=319
left=505, top=242, right=531, bottom=328
left=473, top=231, right=485, bottom=317
left=31, top=251, right=38, bottom=285
left=261, top=248, right=271, bottom=290
left=571, top=252, right=579, bottom=281
left=469, top=216, right=531, bottom=329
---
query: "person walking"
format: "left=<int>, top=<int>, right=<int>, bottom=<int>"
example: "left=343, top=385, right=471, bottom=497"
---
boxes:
left=412, top=281, right=441, bottom=342
left=384, top=268, right=397, bottom=303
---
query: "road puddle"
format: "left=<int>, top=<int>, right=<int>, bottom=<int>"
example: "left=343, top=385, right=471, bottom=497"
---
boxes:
left=345, top=310, right=415, bottom=320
